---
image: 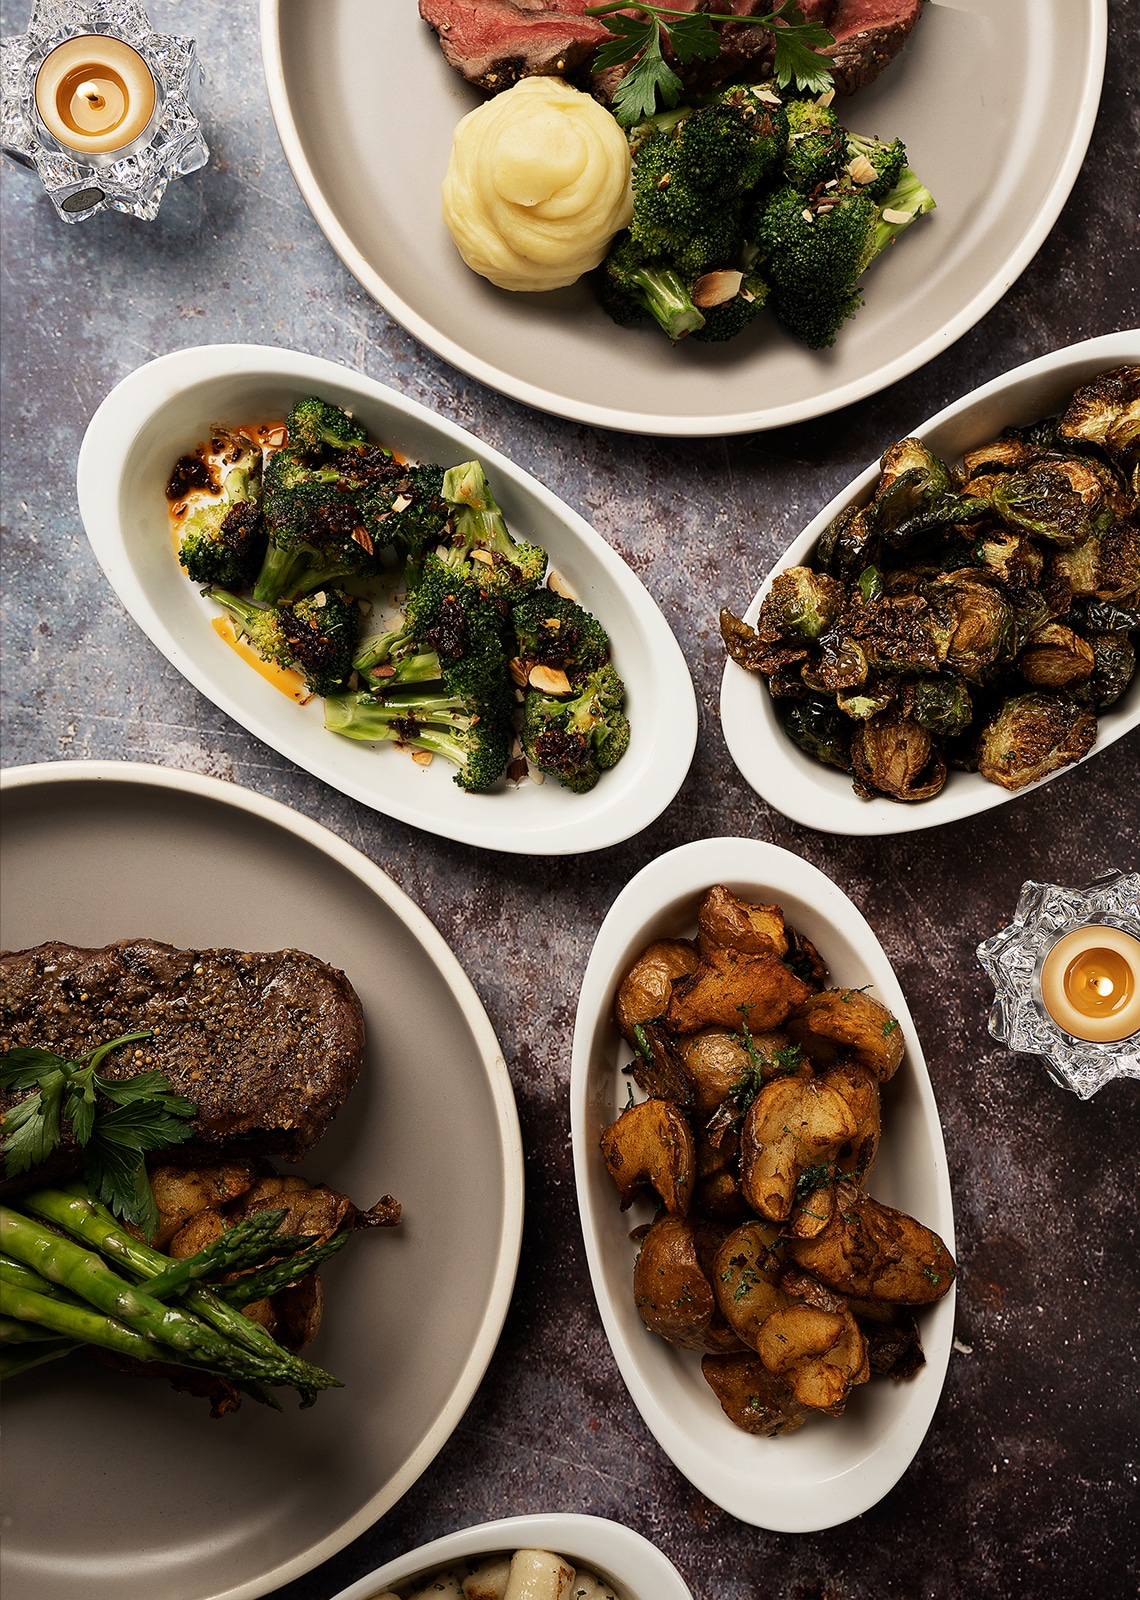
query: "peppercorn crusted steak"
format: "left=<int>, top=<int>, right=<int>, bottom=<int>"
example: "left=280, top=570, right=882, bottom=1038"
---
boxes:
left=0, top=939, right=365, bottom=1167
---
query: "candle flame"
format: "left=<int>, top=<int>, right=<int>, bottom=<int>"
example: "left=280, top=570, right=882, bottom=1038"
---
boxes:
left=77, top=80, right=106, bottom=110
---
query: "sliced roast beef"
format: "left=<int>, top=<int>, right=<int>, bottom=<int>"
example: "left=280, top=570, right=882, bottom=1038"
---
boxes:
left=0, top=939, right=365, bottom=1173
left=823, top=0, right=924, bottom=95
left=419, top=0, right=610, bottom=94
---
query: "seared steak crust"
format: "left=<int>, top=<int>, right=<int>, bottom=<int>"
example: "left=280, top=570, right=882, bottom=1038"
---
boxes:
left=0, top=940, right=364, bottom=1166
left=825, top=0, right=923, bottom=95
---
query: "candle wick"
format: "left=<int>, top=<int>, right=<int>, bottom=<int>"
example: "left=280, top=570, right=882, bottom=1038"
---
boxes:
left=78, top=80, right=106, bottom=110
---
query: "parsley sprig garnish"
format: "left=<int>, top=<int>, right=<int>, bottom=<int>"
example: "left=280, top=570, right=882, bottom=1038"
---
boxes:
left=0, top=1033, right=196, bottom=1239
left=585, top=0, right=836, bottom=124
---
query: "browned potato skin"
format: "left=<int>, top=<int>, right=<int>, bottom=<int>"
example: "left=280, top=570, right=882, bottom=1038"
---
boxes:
left=626, top=1021, right=694, bottom=1107
left=600, top=1098, right=695, bottom=1214
left=786, top=989, right=904, bottom=1082
left=754, top=1303, right=870, bottom=1413
left=701, top=1352, right=807, bottom=1435
left=821, top=1061, right=881, bottom=1179
left=169, top=1208, right=227, bottom=1258
left=634, top=1216, right=746, bottom=1353
left=667, top=947, right=811, bottom=1035
left=697, top=885, right=788, bottom=958
left=678, top=1027, right=800, bottom=1115
left=739, top=1078, right=858, bottom=1222
left=614, top=939, right=700, bottom=1043
left=712, top=1221, right=791, bottom=1345
left=149, top=1160, right=262, bottom=1250
left=787, top=1179, right=956, bottom=1304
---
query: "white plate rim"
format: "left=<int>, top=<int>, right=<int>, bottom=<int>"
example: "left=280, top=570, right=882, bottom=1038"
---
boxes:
left=719, top=329, right=1140, bottom=835
left=74, top=342, right=697, bottom=856
left=327, top=1512, right=694, bottom=1600
left=569, top=835, right=956, bottom=1532
left=258, top=0, right=1106, bottom=438
left=0, top=757, right=526, bottom=1600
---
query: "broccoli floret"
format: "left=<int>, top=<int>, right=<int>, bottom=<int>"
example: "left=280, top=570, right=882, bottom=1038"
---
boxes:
left=206, top=587, right=358, bottom=698
left=844, top=131, right=908, bottom=202
left=755, top=168, right=936, bottom=350
left=781, top=97, right=846, bottom=191
left=324, top=687, right=510, bottom=792
left=597, top=233, right=707, bottom=341
left=690, top=271, right=769, bottom=343
left=254, top=478, right=381, bottom=603
left=285, top=397, right=368, bottom=458
left=361, top=462, right=448, bottom=588
left=440, top=461, right=546, bottom=592
left=177, top=439, right=266, bottom=589
left=511, top=591, right=611, bottom=680
left=522, top=664, right=630, bottom=792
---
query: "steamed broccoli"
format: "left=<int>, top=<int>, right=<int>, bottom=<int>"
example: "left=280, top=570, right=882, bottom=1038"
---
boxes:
left=440, top=461, right=546, bottom=592
left=285, top=397, right=368, bottom=458
left=781, top=97, right=846, bottom=191
left=596, top=234, right=707, bottom=341
left=206, top=587, right=358, bottom=697
left=844, top=131, right=909, bottom=202
left=177, top=437, right=266, bottom=589
left=324, top=687, right=511, bottom=792
left=511, top=592, right=611, bottom=681
left=754, top=168, right=936, bottom=349
left=522, top=663, right=630, bottom=792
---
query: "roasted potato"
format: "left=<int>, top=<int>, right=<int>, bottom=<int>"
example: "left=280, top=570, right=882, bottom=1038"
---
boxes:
left=786, top=988, right=905, bottom=1082
left=633, top=1216, right=744, bottom=1352
left=614, top=939, right=700, bottom=1042
left=667, top=947, right=811, bottom=1035
left=754, top=1302, right=870, bottom=1413
left=600, top=1098, right=695, bottom=1214
left=624, top=1021, right=694, bottom=1107
left=678, top=1026, right=802, bottom=1115
left=149, top=1160, right=262, bottom=1250
left=712, top=1220, right=790, bottom=1345
left=701, top=1351, right=807, bottom=1435
left=696, top=885, right=788, bottom=958
left=787, top=1178, right=956, bottom=1304
left=739, top=1078, right=858, bottom=1222
left=820, top=1061, right=881, bottom=1179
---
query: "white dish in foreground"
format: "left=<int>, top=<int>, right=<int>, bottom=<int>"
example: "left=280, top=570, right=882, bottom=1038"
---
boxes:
left=329, top=1513, right=693, bottom=1600
left=720, top=331, right=1140, bottom=836
left=570, top=837, right=955, bottom=1532
left=260, top=0, right=1105, bottom=436
left=76, top=344, right=696, bottom=855
left=0, top=760, right=524, bottom=1600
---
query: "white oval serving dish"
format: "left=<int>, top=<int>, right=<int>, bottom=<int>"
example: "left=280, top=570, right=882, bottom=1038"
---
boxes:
left=719, top=331, right=1140, bottom=835
left=328, top=1513, right=693, bottom=1600
left=76, top=344, right=697, bottom=855
left=570, top=837, right=956, bottom=1532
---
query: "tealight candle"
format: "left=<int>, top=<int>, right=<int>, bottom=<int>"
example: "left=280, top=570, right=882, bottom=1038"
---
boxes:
left=34, top=35, right=157, bottom=157
left=1039, top=925, right=1140, bottom=1043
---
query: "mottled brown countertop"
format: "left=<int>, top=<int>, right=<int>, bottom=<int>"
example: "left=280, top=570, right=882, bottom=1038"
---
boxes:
left=1, top=2, right=1137, bottom=1596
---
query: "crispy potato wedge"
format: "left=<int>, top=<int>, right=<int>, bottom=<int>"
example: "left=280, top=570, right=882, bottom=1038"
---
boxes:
left=694, top=1169, right=751, bottom=1223
left=754, top=1303, right=870, bottom=1413
left=712, top=1221, right=791, bottom=1345
left=614, top=939, right=700, bottom=1042
left=667, top=947, right=811, bottom=1036
left=788, top=1178, right=956, bottom=1304
left=149, top=1161, right=262, bottom=1250
left=701, top=1351, right=807, bottom=1435
left=678, top=1026, right=802, bottom=1115
left=697, top=885, right=788, bottom=958
left=740, top=1078, right=858, bottom=1222
left=600, top=1098, right=695, bottom=1214
left=625, top=1021, right=695, bottom=1107
left=786, top=989, right=905, bottom=1082
left=820, top=1061, right=881, bottom=1179
left=633, top=1216, right=745, bottom=1352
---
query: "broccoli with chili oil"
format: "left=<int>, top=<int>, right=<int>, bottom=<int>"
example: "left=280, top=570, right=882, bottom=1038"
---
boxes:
left=511, top=591, right=612, bottom=682
left=284, top=397, right=368, bottom=458
left=522, top=663, right=631, bottom=792
left=205, top=587, right=358, bottom=698
left=440, top=460, right=546, bottom=593
left=177, top=436, right=266, bottom=590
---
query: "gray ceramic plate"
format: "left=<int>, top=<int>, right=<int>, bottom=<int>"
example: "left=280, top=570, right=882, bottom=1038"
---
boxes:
left=260, top=0, right=1105, bottom=436
left=0, top=761, right=524, bottom=1600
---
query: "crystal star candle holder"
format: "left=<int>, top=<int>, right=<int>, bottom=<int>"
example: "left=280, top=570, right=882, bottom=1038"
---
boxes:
left=977, top=870, right=1140, bottom=1099
left=1, top=0, right=207, bottom=222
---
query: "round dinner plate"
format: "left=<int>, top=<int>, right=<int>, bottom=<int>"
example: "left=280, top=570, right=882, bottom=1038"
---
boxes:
left=260, top=0, right=1105, bottom=436
left=571, top=838, right=956, bottom=1530
left=0, top=761, right=524, bottom=1600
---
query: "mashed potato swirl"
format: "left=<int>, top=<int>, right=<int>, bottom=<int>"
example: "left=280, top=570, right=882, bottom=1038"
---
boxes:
left=442, top=76, right=634, bottom=293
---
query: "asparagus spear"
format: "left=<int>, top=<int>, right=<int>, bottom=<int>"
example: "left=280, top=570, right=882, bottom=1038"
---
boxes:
left=1, top=1278, right=172, bottom=1365
left=20, top=1187, right=341, bottom=1401
left=217, top=1230, right=350, bottom=1306
left=135, top=1207, right=297, bottom=1299
left=0, top=1206, right=327, bottom=1394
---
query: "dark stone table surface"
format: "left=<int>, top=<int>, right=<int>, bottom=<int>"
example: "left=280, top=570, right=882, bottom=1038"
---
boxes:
left=1, top=4, right=1137, bottom=1598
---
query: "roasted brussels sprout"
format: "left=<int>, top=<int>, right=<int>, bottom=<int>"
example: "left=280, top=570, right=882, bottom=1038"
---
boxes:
left=1017, top=623, right=1096, bottom=689
left=782, top=696, right=853, bottom=772
left=991, top=459, right=1113, bottom=546
left=816, top=503, right=878, bottom=581
left=872, top=438, right=952, bottom=532
left=720, top=606, right=808, bottom=677
left=974, top=693, right=1097, bottom=790
left=1074, top=631, right=1137, bottom=709
left=913, top=677, right=972, bottom=738
left=932, top=572, right=1015, bottom=682
left=801, top=633, right=868, bottom=694
left=844, top=595, right=944, bottom=676
left=973, top=528, right=1044, bottom=592
left=1058, top=365, right=1140, bottom=473
left=851, top=713, right=947, bottom=801
left=757, top=567, right=846, bottom=641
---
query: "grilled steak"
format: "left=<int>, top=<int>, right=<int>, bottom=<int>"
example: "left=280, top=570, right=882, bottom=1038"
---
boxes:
left=421, top=0, right=921, bottom=100
left=0, top=939, right=365, bottom=1169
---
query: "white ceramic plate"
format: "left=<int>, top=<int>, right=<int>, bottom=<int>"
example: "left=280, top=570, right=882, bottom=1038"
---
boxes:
left=76, top=344, right=696, bottom=855
left=328, top=1513, right=693, bottom=1600
left=0, top=760, right=524, bottom=1600
left=260, top=0, right=1105, bottom=436
left=720, top=331, right=1140, bottom=836
left=570, top=837, right=956, bottom=1532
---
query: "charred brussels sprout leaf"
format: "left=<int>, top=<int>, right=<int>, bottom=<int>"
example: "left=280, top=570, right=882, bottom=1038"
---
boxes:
left=991, top=460, right=1112, bottom=547
left=782, top=697, right=853, bottom=772
left=974, top=693, right=1097, bottom=791
left=857, top=565, right=884, bottom=604
left=913, top=677, right=972, bottom=739
left=816, top=504, right=878, bottom=581
left=851, top=713, right=947, bottom=801
left=1074, top=632, right=1136, bottom=709
left=1017, top=623, right=1096, bottom=690
left=1058, top=365, right=1140, bottom=470
left=758, top=567, right=847, bottom=642
left=836, top=683, right=896, bottom=720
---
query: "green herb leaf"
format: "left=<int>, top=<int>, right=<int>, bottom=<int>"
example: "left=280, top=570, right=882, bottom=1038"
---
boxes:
left=610, top=23, right=685, bottom=124
left=0, top=1047, right=71, bottom=1092
left=768, top=0, right=836, bottom=93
